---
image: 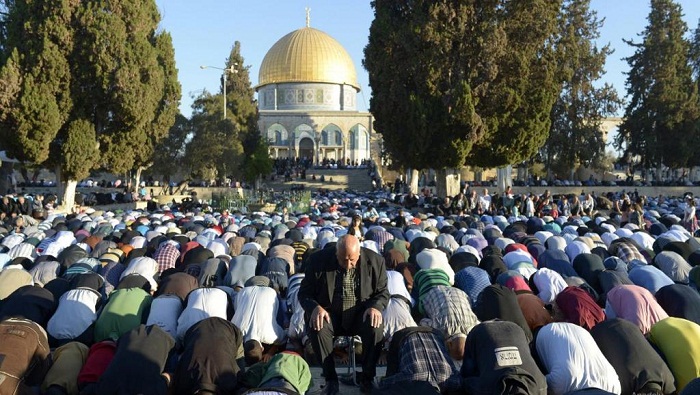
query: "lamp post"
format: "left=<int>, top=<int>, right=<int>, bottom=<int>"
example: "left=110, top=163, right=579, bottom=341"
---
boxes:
left=200, top=64, right=238, bottom=119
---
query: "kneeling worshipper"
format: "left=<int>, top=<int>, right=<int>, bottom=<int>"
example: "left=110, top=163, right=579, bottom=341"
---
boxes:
left=231, top=276, right=287, bottom=364
left=93, top=324, right=174, bottom=395
left=154, top=271, right=199, bottom=301
left=382, top=271, right=417, bottom=343
left=172, top=317, right=243, bottom=395
left=76, top=340, right=117, bottom=394
left=554, top=286, right=605, bottom=331
left=0, top=284, right=56, bottom=328
left=654, top=284, right=700, bottom=325
left=604, top=284, right=668, bottom=335
left=46, top=272, right=104, bottom=347
left=377, top=326, right=462, bottom=395
left=239, top=352, right=313, bottom=395
left=474, top=284, right=532, bottom=342
left=591, top=318, right=676, bottom=394
left=93, top=282, right=153, bottom=342
left=462, top=320, right=546, bottom=395
left=418, top=280, right=480, bottom=360
left=0, top=318, right=51, bottom=395
left=535, top=322, right=621, bottom=395
left=146, top=293, right=184, bottom=339
left=649, top=317, right=700, bottom=392
left=41, top=342, right=89, bottom=395
left=176, top=287, right=233, bottom=341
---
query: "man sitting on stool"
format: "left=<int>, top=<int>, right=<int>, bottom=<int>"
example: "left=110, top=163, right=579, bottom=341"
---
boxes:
left=298, top=234, right=389, bottom=394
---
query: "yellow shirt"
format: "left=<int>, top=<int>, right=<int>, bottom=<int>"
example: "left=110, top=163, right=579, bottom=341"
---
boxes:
left=649, top=317, right=700, bottom=391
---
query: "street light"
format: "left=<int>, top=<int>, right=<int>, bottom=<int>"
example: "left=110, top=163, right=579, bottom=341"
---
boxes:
left=200, top=64, right=238, bottom=119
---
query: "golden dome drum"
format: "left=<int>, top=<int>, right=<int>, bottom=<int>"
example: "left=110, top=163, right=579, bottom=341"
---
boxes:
left=258, top=27, right=359, bottom=90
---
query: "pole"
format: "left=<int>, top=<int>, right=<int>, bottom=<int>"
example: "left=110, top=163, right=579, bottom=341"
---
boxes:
left=223, top=71, right=227, bottom=120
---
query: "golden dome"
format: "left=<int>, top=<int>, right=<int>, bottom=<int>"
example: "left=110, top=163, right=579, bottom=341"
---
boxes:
left=258, top=27, right=359, bottom=90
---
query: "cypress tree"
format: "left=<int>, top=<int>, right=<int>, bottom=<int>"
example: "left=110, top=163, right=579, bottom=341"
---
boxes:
left=542, top=0, right=621, bottom=179
left=364, top=0, right=562, bottom=193
left=616, top=0, right=699, bottom=175
left=0, top=0, right=180, bottom=207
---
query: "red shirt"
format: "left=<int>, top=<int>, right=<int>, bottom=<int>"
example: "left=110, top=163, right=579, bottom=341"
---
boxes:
left=77, top=341, right=117, bottom=384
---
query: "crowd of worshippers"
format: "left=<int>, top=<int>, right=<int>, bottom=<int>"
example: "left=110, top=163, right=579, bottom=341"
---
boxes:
left=0, top=188, right=699, bottom=394
left=397, top=186, right=698, bottom=234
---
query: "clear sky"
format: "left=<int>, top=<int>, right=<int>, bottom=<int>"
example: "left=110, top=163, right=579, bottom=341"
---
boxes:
left=155, top=0, right=700, bottom=119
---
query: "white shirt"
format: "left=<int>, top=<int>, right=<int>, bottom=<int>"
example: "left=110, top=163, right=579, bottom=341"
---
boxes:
left=120, top=256, right=159, bottom=291
left=146, top=294, right=183, bottom=339
left=177, top=288, right=230, bottom=340
left=479, top=195, right=492, bottom=212
left=532, top=268, right=568, bottom=304
left=232, top=285, right=286, bottom=345
left=416, top=248, right=455, bottom=285
left=503, top=250, right=535, bottom=269
left=382, top=297, right=417, bottom=342
left=536, top=323, right=621, bottom=395
left=47, top=288, right=100, bottom=340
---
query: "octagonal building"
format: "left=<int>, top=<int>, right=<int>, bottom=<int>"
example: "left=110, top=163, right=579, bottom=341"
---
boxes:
left=256, top=24, right=374, bottom=164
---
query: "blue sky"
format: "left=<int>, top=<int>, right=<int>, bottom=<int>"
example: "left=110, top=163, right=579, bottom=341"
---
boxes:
left=155, top=0, right=700, bottom=119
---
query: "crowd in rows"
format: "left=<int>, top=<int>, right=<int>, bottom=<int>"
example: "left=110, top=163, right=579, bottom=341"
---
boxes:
left=0, top=187, right=699, bottom=394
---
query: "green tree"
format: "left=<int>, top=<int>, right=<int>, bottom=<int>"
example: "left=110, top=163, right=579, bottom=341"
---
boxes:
left=0, top=0, right=180, bottom=208
left=542, top=0, right=621, bottom=180
left=466, top=0, right=562, bottom=168
left=616, top=0, right=699, bottom=175
left=185, top=42, right=261, bottom=185
left=242, top=133, right=273, bottom=191
left=690, top=20, right=700, bottom=167
left=185, top=91, right=243, bottom=182
left=226, top=42, right=271, bottom=185
left=149, top=113, right=190, bottom=185
left=364, top=0, right=562, bottom=195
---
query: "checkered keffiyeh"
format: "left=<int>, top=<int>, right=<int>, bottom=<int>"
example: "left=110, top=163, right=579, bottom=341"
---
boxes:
left=613, top=242, right=647, bottom=265
left=153, top=243, right=181, bottom=273
left=421, top=286, right=479, bottom=338
left=379, top=331, right=462, bottom=391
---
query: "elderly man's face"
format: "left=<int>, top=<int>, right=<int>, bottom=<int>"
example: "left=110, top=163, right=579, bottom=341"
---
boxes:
left=337, top=240, right=360, bottom=270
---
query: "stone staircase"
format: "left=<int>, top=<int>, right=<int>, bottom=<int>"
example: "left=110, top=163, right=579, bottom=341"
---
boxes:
left=262, top=168, right=374, bottom=192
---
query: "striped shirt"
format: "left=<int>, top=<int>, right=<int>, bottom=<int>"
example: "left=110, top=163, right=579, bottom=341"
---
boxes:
left=413, top=269, right=451, bottom=315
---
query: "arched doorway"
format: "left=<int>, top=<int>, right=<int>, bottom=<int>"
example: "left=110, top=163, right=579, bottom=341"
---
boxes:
left=298, top=137, right=314, bottom=161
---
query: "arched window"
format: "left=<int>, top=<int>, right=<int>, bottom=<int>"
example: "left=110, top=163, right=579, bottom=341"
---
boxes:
left=335, top=131, right=342, bottom=145
left=349, top=130, right=357, bottom=150
left=275, top=130, right=282, bottom=145
left=321, top=130, right=328, bottom=145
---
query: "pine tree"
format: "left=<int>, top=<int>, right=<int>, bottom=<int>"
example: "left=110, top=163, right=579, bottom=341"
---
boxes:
left=542, top=0, right=621, bottom=179
left=185, top=41, right=265, bottom=185
left=616, top=0, right=699, bottom=174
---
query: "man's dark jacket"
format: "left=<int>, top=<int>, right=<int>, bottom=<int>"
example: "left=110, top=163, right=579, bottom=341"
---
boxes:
left=298, top=246, right=389, bottom=316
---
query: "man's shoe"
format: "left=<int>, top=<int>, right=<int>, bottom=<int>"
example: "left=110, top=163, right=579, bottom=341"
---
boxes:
left=359, top=378, right=375, bottom=394
left=321, top=380, right=339, bottom=395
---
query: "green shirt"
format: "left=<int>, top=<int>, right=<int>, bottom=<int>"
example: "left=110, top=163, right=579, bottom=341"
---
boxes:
left=242, top=352, right=313, bottom=394
left=94, top=288, right=152, bottom=342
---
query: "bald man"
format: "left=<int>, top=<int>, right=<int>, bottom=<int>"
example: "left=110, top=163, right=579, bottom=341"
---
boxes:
left=299, top=234, right=389, bottom=395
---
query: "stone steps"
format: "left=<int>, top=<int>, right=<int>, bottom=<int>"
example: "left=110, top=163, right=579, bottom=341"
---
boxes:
left=263, top=168, right=374, bottom=192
